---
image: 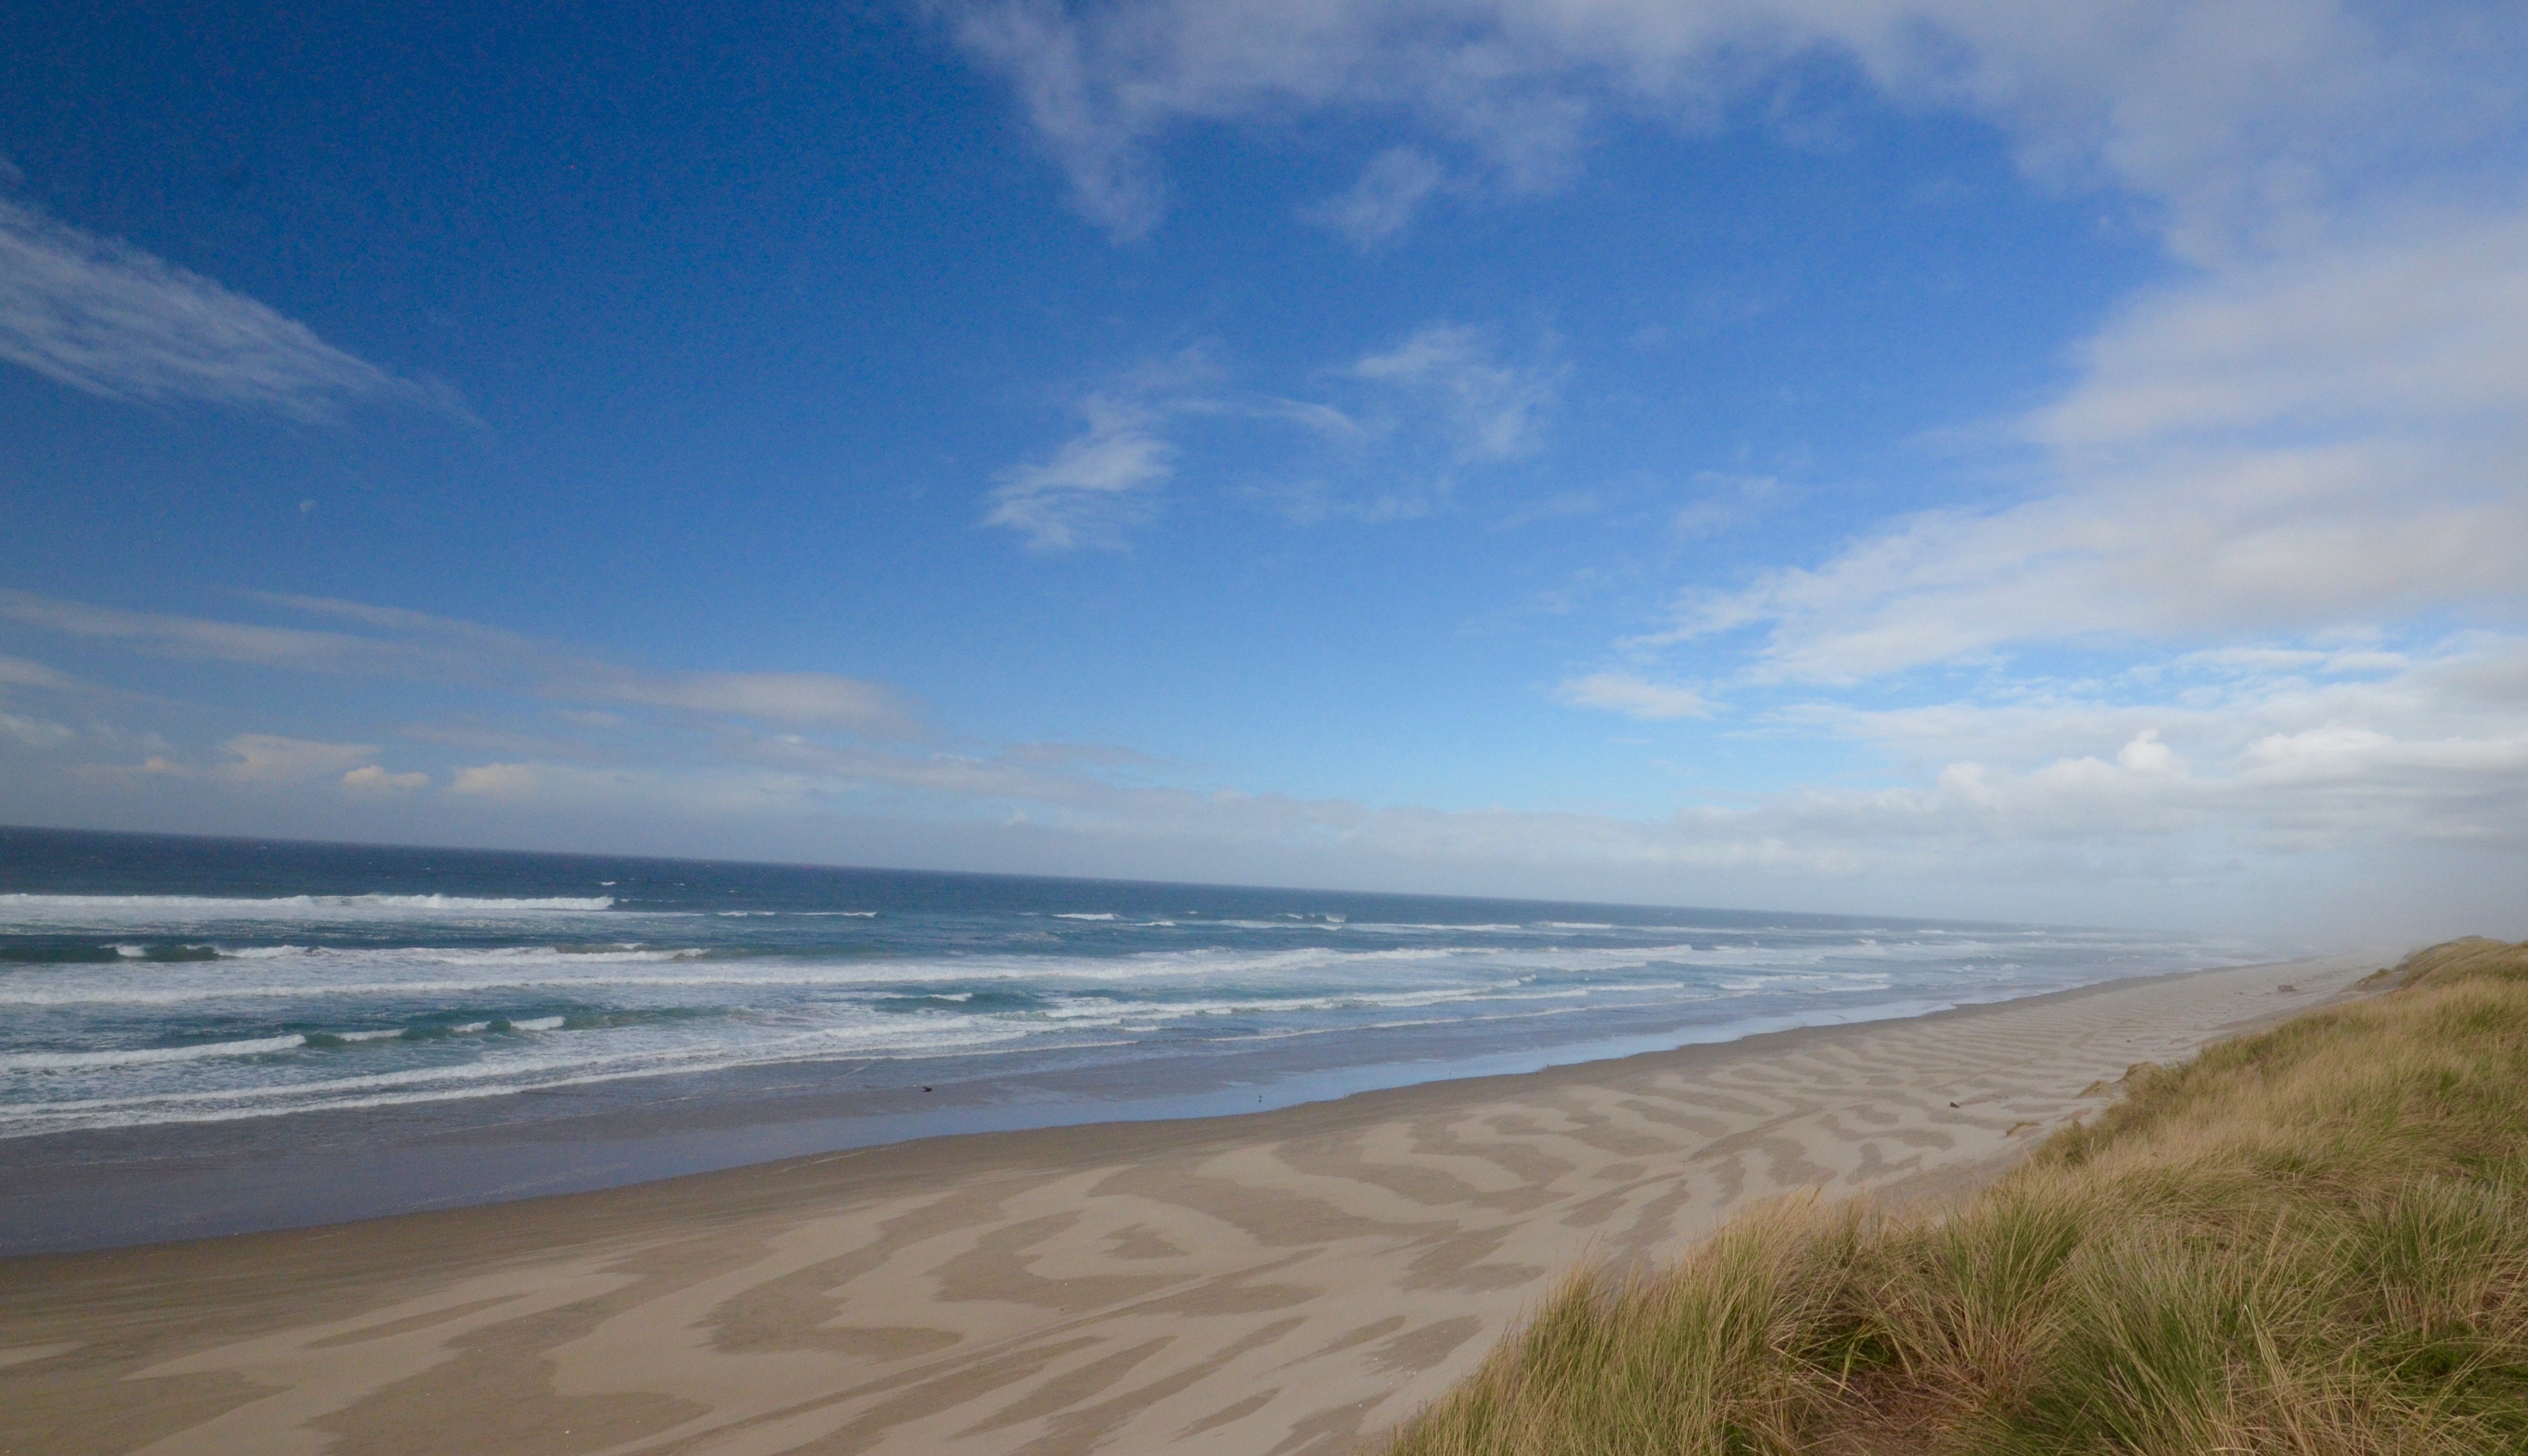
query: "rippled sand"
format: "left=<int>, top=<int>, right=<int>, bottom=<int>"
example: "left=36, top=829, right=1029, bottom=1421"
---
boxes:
left=0, top=952, right=2380, bottom=1456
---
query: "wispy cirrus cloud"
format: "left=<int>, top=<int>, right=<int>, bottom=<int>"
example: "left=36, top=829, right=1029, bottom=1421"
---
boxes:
left=0, top=588, right=473, bottom=679
left=0, top=195, right=473, bottom=424
left=266, top=591, right=928, bottom=736
left=932, top=0, right=2518, bottom=259
left=1349, top=322, right=1559, bottom=463
left=1553, top=672, right=1709, bottom=720
left=0, top=588, right=927, bottom=739
left=593, top=671, right=921, bottom=736
left=983, top=322, right=1560, bottom=548
left=0, top=653, right=85, bottom=691
left=0, top=711, right=73, bottom=749
left=939, top=0, right=1172, bottom=240
left=1645, top=212, right=2528, bottom=685
left=1302, top=145, right=1451, bottom=247
left=983, top=393, right=1178, bottom=550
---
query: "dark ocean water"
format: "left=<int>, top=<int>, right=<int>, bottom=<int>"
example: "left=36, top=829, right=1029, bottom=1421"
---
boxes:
left=0, top=826, right=2268, bottom=1145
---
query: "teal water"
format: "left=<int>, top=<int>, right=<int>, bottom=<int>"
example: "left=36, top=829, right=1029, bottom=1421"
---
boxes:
left=0, top=827, right=2268, bottom=1142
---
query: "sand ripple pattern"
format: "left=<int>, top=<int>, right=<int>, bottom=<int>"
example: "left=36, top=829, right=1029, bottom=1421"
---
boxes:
left=0, top=954, right=2378, bottom=1456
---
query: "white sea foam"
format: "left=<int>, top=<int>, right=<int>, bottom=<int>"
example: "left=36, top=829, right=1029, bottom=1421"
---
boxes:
left=0, top=983, right=2031, bottom=1137
left=0, top=893, right=618, bottom=927
left=3, top=1009, right=1057, bottom=1133
left=0, top=938, right=1870, bottom=1009
left=2, top=1035, right=308, bottom=1071
left=0, top=881, right=2253, bottom=1140
left=0, top=1010, right=594, bottom=1075
left=1030, top=981, right=1588, bottom=1024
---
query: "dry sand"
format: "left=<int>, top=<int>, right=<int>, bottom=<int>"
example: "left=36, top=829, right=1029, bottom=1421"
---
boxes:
left=0, top=950, right=2383, bottom=1456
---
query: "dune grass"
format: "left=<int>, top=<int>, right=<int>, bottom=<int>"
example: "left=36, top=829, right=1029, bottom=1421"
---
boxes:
left=1383, top=938, right=2528, bottom=1455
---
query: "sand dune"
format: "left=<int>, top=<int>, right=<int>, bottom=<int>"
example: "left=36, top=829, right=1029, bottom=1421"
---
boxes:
left=0, top=952, right=2380, bottom=1456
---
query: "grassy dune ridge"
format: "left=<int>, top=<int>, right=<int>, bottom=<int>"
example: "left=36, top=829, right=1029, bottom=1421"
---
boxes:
left=1382, top=939, right=2528, bottom=1455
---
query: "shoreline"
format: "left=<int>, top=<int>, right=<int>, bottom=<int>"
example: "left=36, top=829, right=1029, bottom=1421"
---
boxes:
left=2, top=948, right=2386, bottom=1456
left=1, top=949, right=2348, bottom=1255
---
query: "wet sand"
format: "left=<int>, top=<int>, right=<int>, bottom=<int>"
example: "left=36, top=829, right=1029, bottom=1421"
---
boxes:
left=0, top=950, right=2382, bottom=1456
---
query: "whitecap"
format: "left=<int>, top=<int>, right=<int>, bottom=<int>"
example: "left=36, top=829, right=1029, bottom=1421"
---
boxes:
left=0, top=893, right=616, bottom=927
left=2, top=1035, right=307, bottom=1071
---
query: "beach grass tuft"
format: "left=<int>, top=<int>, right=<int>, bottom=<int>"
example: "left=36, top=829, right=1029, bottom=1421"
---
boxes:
left=1383, top=938, right=2528, bottom=1455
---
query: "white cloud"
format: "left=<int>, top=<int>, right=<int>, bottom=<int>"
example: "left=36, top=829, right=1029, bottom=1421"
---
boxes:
left=934, top=0, right=2518, bottom=257
left=2116, top=729, right=2177, bottom=772
left=0, top=588, right=925, bottom=740
left=0, top=652, right=99, bottom=712
left=0, top=587, right=481, bottom=679
left=597, top=671, right=926, bottom=736
left=1757, top=635, right=2528, bottom=856
left=340, top=764, right=428, bottom=792
left=983, top=324, right=1558, bottom=545
left=1304, top=145, right=1450, bottom=246
left=983, top=394, right=1176, bottom=549
left=1554, top=672, right=1709, bottom=720
left=1350, top=322, right=1559, bottom=462
left=0, top=711, right=72, bottom=748
left=211, top=734, right=378, bottom=787
left=2038, top=210, right=2528, bottom=448
left=941, top=0, right=1172, bottom=240
left=0, top=653, right=81, bottom=690
left=449, top=762, right=541, bottom=798
left=1648, top=211, right=2528, bottom=683
left=0, top=196, right=471, bottom=422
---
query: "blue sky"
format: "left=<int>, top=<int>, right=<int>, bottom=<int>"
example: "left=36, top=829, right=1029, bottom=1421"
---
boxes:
left=3, top=0, right=2525, bottom=937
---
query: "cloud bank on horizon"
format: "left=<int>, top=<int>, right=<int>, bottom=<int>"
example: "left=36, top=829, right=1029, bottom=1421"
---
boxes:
left=0, top=0, right=2523, bottom=937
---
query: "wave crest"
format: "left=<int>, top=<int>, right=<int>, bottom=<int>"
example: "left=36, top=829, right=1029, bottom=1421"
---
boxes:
left=0, top=893, right=617, bottom=925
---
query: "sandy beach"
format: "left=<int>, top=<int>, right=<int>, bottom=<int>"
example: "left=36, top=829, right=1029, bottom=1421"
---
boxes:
left=0, top=951, right=2381, bottom=1456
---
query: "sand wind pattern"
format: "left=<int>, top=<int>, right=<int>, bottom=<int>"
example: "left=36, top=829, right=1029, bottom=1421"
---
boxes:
left=0, top=954, right=2377, bottom=1455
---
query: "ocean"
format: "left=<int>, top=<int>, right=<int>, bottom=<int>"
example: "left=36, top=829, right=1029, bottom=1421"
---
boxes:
left=0, top=825, right=2264, bottom=1149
